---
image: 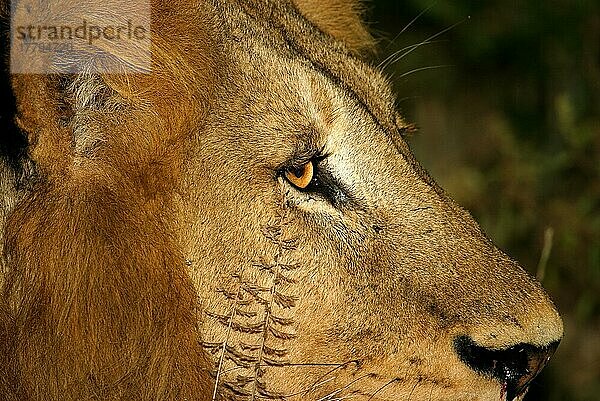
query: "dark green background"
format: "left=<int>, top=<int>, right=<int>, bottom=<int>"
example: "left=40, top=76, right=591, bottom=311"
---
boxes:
left=367, top=1, right=600, bottom=400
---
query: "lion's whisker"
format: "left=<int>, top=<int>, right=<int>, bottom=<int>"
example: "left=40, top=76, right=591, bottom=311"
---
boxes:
left=316, top=373, right=375, bottom=401
left=298, top=360, right=360, bottom=398
left=232, top=359, right=357, bottom=399
left=398, top=65, right=452, bottom=80
left=368, top=377, right=400, bottom=400
left=406, top=379, right=420, bottom=401
left=382, top=17, right=469, bottom=71
left=303, top=376, right=338, bottom=396
left=328, top=395, right=359, bottom=401
left=211, top=285, right=241, bottom=401
left=213, top=360, right=356, bottom=397
left=377, top=40, right=443, bottom=71
left=427, top=381, right=434, bottom=401
left=384, top=0, right=439, bottom=50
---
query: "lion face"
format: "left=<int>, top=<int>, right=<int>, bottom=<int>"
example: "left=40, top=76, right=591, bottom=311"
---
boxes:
left=1, top=0, right=562, bottom=400
left=176, top=2, right=562, bottom=400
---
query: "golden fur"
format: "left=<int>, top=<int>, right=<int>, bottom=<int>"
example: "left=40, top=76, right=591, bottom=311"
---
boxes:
left=0, top=1, right=562, bottom=400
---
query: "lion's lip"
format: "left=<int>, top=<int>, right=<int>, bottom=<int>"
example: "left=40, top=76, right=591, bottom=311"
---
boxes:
left=503, top=341, right=559, bottom=401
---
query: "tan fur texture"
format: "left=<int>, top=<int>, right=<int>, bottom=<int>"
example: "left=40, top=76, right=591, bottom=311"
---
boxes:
left=293, top=0, right=375, bottom=54
left=1, top=1, right=562, bottom=400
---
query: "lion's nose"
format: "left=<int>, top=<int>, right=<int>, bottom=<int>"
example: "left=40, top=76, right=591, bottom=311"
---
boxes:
left=453, top=335, right=560, bottom=400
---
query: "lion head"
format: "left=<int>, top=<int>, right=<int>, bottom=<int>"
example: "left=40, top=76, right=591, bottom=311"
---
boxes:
left=0, top=1, right=562, bottom=400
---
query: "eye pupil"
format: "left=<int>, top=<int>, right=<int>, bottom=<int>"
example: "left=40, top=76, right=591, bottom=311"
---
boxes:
left=292, top=166, right=304, bottom=178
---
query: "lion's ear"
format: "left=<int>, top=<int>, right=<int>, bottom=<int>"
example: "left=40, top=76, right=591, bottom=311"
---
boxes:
left=8, top=0, right=220, bottom=182
left=293, top=0, right=375, bottom=55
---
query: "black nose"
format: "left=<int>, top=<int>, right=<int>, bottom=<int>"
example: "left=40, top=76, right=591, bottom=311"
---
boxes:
left=454, top=335, right=560, bottom=400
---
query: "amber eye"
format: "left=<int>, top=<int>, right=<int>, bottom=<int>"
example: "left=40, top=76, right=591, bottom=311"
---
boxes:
left=284, top=161, right=314, bottom=189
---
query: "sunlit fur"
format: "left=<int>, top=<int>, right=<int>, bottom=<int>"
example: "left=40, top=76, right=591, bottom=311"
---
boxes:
left=0, top=1, right=562, bottom=400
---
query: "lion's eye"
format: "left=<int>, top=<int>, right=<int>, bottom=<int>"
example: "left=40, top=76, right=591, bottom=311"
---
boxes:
left=284, top=161, right=314, bottom=189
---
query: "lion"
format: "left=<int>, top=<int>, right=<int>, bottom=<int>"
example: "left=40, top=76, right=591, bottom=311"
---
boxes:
left=0, top=0, right=563, bottom=400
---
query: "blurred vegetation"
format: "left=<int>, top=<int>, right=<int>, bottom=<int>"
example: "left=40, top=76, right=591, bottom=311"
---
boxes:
left=368, top=1, right=600, bottom=400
